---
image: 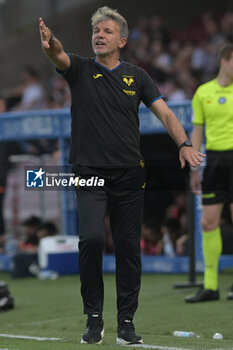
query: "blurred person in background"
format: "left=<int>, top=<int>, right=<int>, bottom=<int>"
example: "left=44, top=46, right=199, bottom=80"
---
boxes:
left=0, top=96, right=9, bottom=239
left=18, top=216, right=42, bottom=252
left=11, top=216, right=41, bottom=278
left=2, top=66, right=57, bottom=158
left=0, top=97, right=22, bottom=249
left=220, top=11, right=233, bottom=42
left=158, top=190, right=188, bottom=257
left=37, top=221, right=58, bottom=240
left=165, top=78, right=188, bottom=102
left=186, top=43, right=233, bottom=303
left=39, top=6, right=204, bottom=345
left=164, top=191, right=187, bottom=236
left=0, top=97, right=8, bottom=247
left=140, top=221, right=162, bottom=255
left=12, top=219, right=58, bottom=278
left=3, top=65, right=44, bottom=110
left=150, top=40, right=172, bottom=84
left=128, top=16, right=148, bottom=43
left=46, top=75, right=71, bottom=108
left=148, top=15, right=170, bottom=46
left=160, top=218, right=180, bottom=257
left=124, top=10, right=233, bottom=94
left=18, top=66, right=44, bottom=110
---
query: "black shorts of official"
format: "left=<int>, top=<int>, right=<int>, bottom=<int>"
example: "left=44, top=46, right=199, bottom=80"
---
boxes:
left=202, top=150, right=233, bottom=205
left=72, top=164, right=146, bottom=322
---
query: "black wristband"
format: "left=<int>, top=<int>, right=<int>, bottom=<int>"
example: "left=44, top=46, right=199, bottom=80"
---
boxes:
left=178, top=140, right=192, bottom=150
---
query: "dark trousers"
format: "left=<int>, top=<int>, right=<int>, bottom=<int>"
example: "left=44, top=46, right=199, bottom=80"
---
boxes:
left=74, top=166, right=145, bottom=322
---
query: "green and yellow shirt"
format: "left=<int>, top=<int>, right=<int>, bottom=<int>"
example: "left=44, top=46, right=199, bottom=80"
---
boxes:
left=192, top=78, right=233, bottom=150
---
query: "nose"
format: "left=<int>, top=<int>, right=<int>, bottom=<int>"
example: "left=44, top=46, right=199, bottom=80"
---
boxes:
left=96, top=30, right=105, bottom=39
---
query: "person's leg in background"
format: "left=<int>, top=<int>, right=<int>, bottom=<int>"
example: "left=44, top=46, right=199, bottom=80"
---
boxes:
left=202, top=204, right=223, bottom=291
left=186, top=203, right=223, bottom=303
left=186, top=152, right=226, bottom=303
left=227, top=202, right=233, bottom=300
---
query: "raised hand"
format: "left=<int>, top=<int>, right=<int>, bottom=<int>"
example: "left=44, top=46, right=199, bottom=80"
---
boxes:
left=39, top=17, right=52, bottom=50
left=38, top=17, right=70, bottom=71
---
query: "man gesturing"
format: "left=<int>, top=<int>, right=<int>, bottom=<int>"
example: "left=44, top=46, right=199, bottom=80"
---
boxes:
left=39, top=7, right=204, bottom=345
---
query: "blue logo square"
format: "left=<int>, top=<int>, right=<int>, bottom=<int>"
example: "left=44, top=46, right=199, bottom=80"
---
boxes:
left=26, top=168, right=45, bottom=188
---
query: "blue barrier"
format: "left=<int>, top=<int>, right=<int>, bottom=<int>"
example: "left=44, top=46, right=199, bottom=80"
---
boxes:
left=0, top=102, right=193, bottom=141
left=0, top=102, right=232, bottom=273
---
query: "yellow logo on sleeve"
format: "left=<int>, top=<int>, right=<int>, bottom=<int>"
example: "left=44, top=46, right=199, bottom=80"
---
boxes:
left=123, top=76, right=134, bottom=86
left=93, top=74, right=103, bottom=79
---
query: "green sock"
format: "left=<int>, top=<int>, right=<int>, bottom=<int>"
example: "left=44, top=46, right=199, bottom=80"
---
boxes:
left=202, top=227, right=222, bottom=291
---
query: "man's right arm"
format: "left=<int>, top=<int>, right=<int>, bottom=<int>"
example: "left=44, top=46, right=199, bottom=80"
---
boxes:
left=39, top=17, right=70, bottom=71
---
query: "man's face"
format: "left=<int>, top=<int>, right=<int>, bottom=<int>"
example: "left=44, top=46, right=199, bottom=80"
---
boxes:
left=92, top=20, right=127, bottom=56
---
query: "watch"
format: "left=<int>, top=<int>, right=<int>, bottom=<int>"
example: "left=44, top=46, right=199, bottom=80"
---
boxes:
left=178, top=140, right=192, bottom=150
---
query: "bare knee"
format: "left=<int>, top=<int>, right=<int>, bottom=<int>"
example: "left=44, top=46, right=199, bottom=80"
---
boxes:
left=201, top=217, right=218, bottom=232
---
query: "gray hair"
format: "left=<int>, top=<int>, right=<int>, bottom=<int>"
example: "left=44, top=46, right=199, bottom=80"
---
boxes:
left=91, top=6, right=129, bottom=39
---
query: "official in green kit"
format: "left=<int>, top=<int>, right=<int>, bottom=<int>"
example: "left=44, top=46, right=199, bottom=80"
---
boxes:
left=186, top=44, right=233, bottom=303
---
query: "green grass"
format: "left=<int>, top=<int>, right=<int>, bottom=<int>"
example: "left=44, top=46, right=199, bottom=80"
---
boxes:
left=0, top=271, right=233, bottom=349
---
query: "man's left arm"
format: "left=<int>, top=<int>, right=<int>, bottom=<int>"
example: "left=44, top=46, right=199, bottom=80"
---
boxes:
left=150, top=98, right=205, bottom=168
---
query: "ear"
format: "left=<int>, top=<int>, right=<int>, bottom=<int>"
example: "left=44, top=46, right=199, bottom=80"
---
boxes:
left=119, top=38, right=127, bottom=49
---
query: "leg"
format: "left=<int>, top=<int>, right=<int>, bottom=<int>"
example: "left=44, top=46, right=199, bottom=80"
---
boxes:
left=76, top=186, right=107, bottom=315
left=109, top=188, right=144, bottom=345
left=108, top=167, right=145, bottom=323
left=227, top=203, right=233, bottom=300
left=186, top=203, right=223, bottom=303
left=110, top=189, right=143, bottom=323
left=201, top=204, right=223, bottom=291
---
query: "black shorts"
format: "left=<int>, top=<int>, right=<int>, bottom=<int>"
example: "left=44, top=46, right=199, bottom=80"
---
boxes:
left=202, top=150, right=233, bottom=205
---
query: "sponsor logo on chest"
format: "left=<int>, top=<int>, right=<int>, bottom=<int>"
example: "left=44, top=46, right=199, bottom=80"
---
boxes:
left=122, top=75, right=136, bottom=96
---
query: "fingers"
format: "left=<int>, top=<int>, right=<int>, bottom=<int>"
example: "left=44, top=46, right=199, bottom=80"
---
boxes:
left=42, top=40, right=50, bottom=49
left=39, top=17, right=51, bottom=49
left=180, top=147, right=206, bottom=167
left=39, top=17, right=49, bottom=36
left=183, top=154, right=200, bottom=167
left=39, top=17, right=45, bottom=32
left=198, top=152, right=206, bottom=158
left=39, top=17, right=45, bottom=28
left=191, top=152, right=205, bottom=166
left=179, top=154, right=186, bottom=169
left=190, top=155, right=201, bottom=167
